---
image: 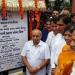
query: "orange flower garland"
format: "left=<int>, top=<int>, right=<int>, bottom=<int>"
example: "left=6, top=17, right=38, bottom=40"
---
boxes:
left=2, top=0, right=6, bottom=18
left=34, top=0, right=40, bottom=29
left=36, top=11, right=41, bottom=29
left=18, top=0, right=24, bottom=19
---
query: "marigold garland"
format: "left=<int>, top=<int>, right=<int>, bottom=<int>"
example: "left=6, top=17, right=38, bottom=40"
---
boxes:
left=2, top=0, right=6, bottom=18
left=34, top=0, right=40, bottom=29
left=18, top=0, right=24, bottom=19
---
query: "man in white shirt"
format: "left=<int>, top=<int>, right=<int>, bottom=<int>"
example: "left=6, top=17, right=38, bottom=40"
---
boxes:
left=46, top=31, right=65, bottom=75
left=46, top=19, right=66, bottom=75
left=21, top=29, right=50, bottom=75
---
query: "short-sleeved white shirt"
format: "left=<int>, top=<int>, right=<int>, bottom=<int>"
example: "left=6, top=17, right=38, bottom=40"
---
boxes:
left=21, top=40, right=50, bottom=75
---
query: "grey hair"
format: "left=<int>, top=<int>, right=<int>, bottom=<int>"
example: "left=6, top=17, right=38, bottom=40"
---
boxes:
left=32, top=29, right=42, bottom=37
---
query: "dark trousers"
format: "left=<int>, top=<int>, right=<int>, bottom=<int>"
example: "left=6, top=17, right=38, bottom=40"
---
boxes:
left=23, top=66, right=26, bottom=74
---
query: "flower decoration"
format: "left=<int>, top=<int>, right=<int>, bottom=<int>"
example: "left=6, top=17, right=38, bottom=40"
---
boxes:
left=2, top=0, right=6, bottom=18
left=18, top=0, right=24, bottom=19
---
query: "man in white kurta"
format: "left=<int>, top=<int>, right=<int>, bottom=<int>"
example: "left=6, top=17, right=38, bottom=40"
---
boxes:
left=46, top=31, right=66, bottom=75
left=21, top=29, right=50, bottom=75
left=46, top=31, right=66, bottom=68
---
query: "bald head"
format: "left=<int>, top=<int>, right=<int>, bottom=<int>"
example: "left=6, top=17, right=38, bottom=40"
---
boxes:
left=32, top=29, right=42, bottom=45
left=32, top=29, right=42, bottom=37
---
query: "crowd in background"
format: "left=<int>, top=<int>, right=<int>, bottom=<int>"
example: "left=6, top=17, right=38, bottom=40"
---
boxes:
left=40, top=7, right=75, bottom=75
left=21, top=7, right=75, bottom=75
left=1, top=7, right=75, bottom=75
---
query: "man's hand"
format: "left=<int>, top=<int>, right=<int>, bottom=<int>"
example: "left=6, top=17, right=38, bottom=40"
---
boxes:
left=22, top=56, right=41, bottom=74
left=51, top=68, right=56, bottom=75
left=29, top=67, right=39, bottom=74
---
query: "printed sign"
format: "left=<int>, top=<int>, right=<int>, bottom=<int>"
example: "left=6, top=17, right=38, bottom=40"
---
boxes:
left=0, top=12, right=28, bottom=72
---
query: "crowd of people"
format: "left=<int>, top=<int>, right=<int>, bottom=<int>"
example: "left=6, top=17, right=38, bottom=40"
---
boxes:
left=21, top=8, right=75, bottom=75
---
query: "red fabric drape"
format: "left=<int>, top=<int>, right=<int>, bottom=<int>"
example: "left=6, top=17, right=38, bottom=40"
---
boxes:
left=72, top=0, right=75, bottom=13
left=29, top=11, right=33, bottom=39
left=18, top=0, right=24, bottom=19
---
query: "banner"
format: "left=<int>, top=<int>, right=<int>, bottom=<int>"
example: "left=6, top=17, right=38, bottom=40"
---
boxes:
left=0, top=12, right=28, bottom=72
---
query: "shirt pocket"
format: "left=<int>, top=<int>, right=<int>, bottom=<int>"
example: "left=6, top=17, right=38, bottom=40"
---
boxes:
left=39, top=50, right=45, bottom=60
left=26, top=49, right=31, bottom=58
left=26, top=49, right=35, bottom=59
